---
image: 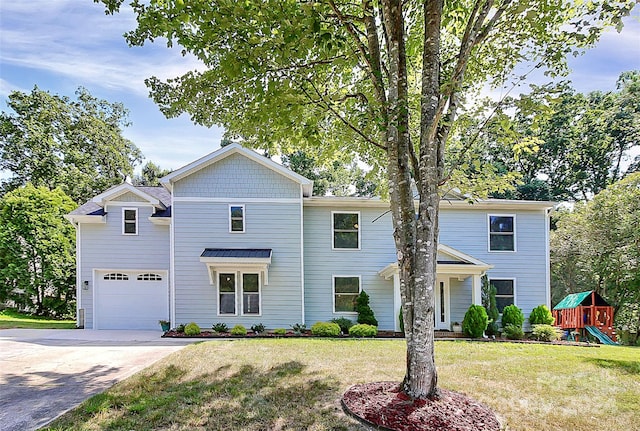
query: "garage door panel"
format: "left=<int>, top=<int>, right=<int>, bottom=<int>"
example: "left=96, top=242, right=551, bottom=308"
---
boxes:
left=96, top=271, right=169, bottom=330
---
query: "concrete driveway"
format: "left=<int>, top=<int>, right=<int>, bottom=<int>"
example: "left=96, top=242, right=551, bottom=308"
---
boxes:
left=0, top=329, right=199, bottom=431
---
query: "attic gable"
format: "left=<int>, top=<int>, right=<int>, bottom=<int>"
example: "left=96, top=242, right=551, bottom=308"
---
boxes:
left=160, top=143, right=314, bottom=197
left=92, top=183, right=166, bottom=210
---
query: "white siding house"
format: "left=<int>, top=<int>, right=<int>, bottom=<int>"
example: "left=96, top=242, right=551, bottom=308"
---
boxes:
left=67, top=144, right=552, bottom=331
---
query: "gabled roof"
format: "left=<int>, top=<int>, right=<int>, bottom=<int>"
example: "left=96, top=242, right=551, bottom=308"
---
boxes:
left=378, top=244, right=493, bottom=279
left=66, top=185, right=171, bottom=224
left=160, top=143, right=314, bottom=197
left=553, top=291, right=610, bottom=310
left=91, top=183, right=167, bottom=210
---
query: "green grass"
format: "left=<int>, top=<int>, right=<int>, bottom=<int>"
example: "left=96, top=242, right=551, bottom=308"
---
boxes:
left=43, top=340, right=640, bottom=431
left=0, top=309, right=76, bottom=329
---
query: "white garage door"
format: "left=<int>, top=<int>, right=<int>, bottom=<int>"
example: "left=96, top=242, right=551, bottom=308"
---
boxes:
left=95, top=270, right=169, bottom=330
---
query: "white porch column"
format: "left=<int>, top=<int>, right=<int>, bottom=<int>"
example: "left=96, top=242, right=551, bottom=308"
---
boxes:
left=393, top=273, right=401, bottom=332
left=472, top=274, right=482, bottom=306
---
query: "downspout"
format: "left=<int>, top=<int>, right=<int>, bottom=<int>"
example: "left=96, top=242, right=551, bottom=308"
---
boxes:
left=545, top=207, right=552, bottom=309
left=300, top=184, right=305, bottom=325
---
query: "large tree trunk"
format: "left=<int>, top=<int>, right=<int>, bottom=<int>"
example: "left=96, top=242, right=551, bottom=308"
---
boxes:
left=383, top=0, right=439, bottom=399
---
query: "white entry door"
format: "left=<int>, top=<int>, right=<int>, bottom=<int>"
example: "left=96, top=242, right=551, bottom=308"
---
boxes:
left=434, top=277, right=450, bottom=330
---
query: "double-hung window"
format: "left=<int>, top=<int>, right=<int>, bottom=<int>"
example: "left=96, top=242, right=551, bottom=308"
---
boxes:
left=332, top=212, right=360, bottom=249
left=218, top=273, right=236, bottom=315
left=490, top=279, right=515, bottom=313
left=122, top=208, right=138, bottom=235
left=218, top=271, right=262, bottom=316
left=229, top=205, right=245, bottom=233
left=489, top=215, right=515, bottom=251
left=242, top=273, right=260, bottom=315
left=333, top=276, right=360, bottom=313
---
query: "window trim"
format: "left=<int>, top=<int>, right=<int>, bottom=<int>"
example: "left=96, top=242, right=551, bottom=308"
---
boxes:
left=241, top=272, right=262, bottom=316
left=229, top=204, right=245, bottom=233
left=488, top=214, right=516, bottom=252
left=489, top=277, right=517, bottom=313
left=332, top=274, right=361, bottom=314
left=217, top=271, right=238, bottom=316
left=122, top=207, right=138, bottom=236
left=331, top=211, right=361, bottom=251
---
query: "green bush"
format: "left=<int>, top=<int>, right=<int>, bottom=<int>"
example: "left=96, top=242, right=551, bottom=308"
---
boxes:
left=501, top=305, right=524, bottom=329
left=503, top=324, right=524, bottom=340
left=356, top=291, right=378, bottom=326
left=273, top=328, right=287, bottom=335
left=349, top=324, right=377, bottom=337
left=462, top=304, right=488, bottom=338
left=399, top=308, right=404, bottom=333
left=311, top=321, right=341, bottom=337
left=250, top=323, right=265, bottom=334
left=290, top=323, right=307, bottom=334
left=184, top=322, right=200, bottom=336
left=330, top=317, right=354, bottom=334
left=212, top=322, right=229, bottom=333
left=230, top=324, right=247, bottom=336
left=529, top=305, right=555, bottom=325
left=176, top=323, right=185, bottom=333
left=482, top=277, right=500, bottom=336
left=531, top=324, right=561, bottom=342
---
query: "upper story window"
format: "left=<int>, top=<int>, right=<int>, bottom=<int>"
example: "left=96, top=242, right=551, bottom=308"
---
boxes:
left=332, top=212, right=360, bottom=249
left=229, top=205, right=245, bottom=233
left=490, top=279, right=515, bottom=312
left=489, top=215, right=515, bottom=251
left=123, top=208, right=138, bottom=235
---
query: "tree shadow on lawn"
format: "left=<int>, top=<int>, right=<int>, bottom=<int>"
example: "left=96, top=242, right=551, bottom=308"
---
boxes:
left=580, top=357, right=640, bottom=375
left=46, top=360, right=358, bottom=431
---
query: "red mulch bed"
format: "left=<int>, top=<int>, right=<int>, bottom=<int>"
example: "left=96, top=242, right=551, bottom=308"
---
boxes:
left=342, top=382, right=500, bottom=431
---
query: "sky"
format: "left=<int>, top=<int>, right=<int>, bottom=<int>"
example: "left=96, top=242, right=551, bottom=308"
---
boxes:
left=1, top=1, right=639, bottom=173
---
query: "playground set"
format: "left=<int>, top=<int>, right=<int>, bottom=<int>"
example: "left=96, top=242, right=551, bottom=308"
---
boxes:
left=552, top=290, right=618, bottom=345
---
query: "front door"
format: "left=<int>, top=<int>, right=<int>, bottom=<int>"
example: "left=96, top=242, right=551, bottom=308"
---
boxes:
left=434, top=277, right=450, bottom=330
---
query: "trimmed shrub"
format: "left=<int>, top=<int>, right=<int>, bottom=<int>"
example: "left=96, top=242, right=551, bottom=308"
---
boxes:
left=212, top=322, right=229, bottom=333
left=529, top=305, right=555, bottom=325
left=482, top=277, right=500, bottom=336
left=531, top=324, right=561, bottom=342
left=250, top=323, right=265, bottom=334
left=330, top=317, right=354, bottom=334
left=503, top=324, right=524, bottom=340
left=349, top=324, right=377, bottom=337
left=462, top=304, right=488, bottom=338
left=311, top=321, right=341, bottom=337
left=399, top=308, right=404, bottom=333
left=176, top=323, right=185, bottom=333
left=230, top=324, right=247, bottom=336
left=290, top=323, right=307, bottom=334
left=273, top=328, right=286, bottom=335
left=184, top=322, right=200, bottom=336
left=356, top=291, right=378, bottom=326
left=501, top=305, right=525, bottom=329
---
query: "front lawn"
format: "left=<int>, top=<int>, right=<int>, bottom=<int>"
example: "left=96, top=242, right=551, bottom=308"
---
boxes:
left=0, top=309, right=76, bottom=329
left=43, top=340, right=639, bottom=431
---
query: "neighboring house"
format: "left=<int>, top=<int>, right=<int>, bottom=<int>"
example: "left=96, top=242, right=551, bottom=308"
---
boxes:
left=66, top=143, right=553, bottom=331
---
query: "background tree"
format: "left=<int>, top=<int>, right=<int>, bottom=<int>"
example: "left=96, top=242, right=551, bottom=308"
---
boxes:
left=0, top=184, right=76, bottom=317
left=99, top=0, right=633, bottom=399
left=282, top=150, right=379, bottom=196
left=480, top=71, right=640, bottom=201
left=551, top=173, right=640, bottom=340
left=0, top=86, right=143, bottom=203
left=132, top=161, right=172, bottom=186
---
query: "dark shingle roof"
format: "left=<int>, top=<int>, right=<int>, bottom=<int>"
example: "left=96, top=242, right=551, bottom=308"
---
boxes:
left=68, top=185, right=171, bottom=217
left=201, top=249, right=272, bottom=259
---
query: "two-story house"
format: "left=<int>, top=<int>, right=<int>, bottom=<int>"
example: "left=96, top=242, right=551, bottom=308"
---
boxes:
left=66, top=143, right=552, bottom=331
